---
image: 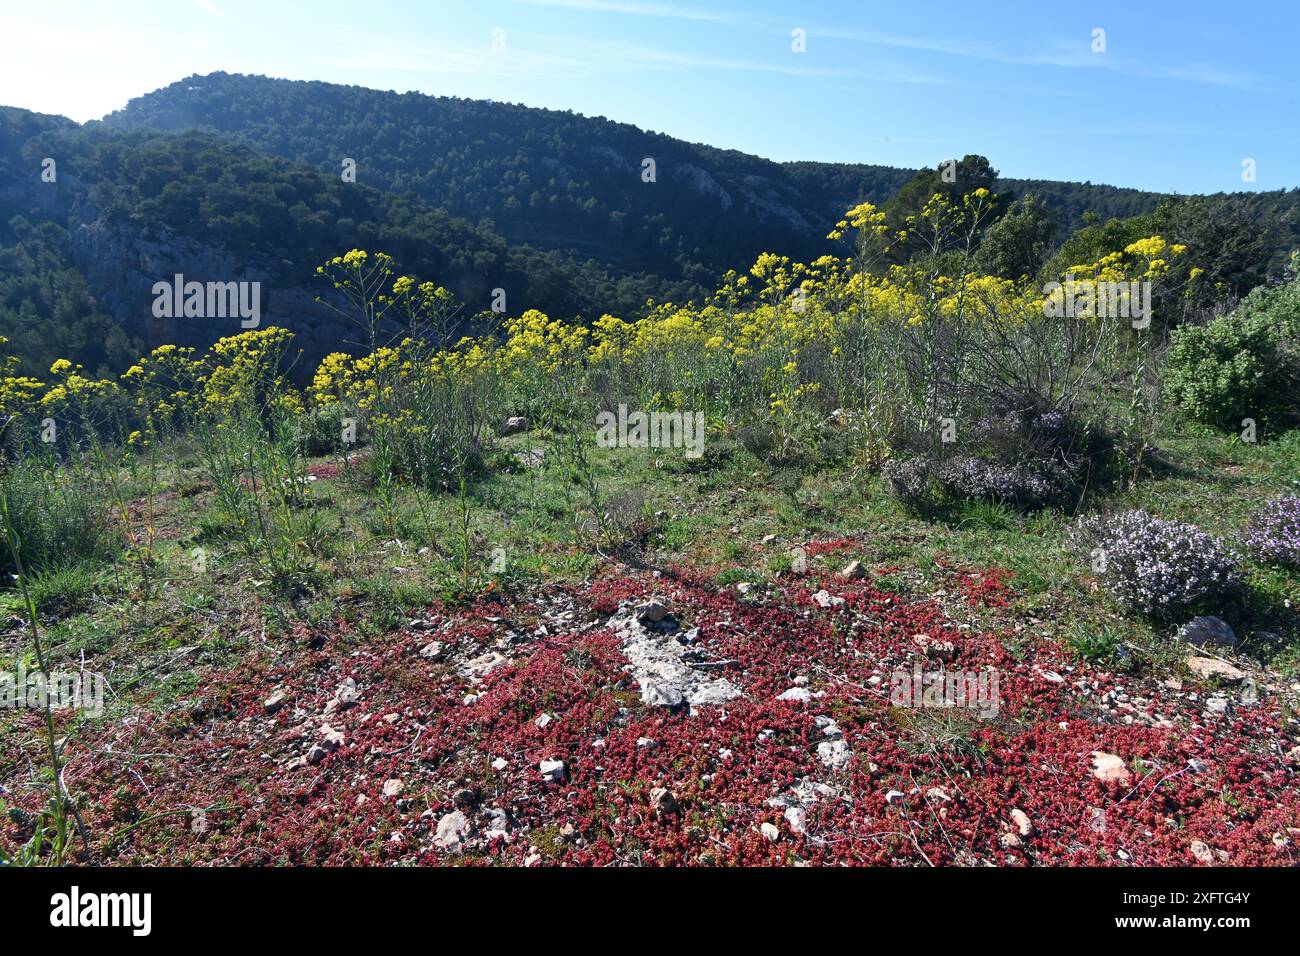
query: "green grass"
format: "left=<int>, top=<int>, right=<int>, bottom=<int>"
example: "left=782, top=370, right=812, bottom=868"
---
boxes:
left=2, top=410, right=1297, bottom=752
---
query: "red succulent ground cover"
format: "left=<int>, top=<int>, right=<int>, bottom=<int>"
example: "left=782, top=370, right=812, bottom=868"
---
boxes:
left=5, top=554, right=1298, bottom=866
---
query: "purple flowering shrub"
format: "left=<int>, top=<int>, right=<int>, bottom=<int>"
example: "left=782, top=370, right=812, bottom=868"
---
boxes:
left=881, top=456, right=935, bottom=511
left=1072, top=510, right=1238, bottom=616
left=1240, top=495, right=1300, bottom=567
left=883, top=406, right=1101, bottom=513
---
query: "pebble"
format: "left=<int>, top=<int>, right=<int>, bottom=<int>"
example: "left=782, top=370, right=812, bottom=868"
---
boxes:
left=306, top=724, right=345, bottom=765
left=434, top=811, right=471, bottom=852
left=1178, top=616, right=1239, bottom=650
left=419, top=641, right=447, bottom=661
left=540, top=758, right=568, bottom=783
left=817, top=739, right=852, bottom=770
left=636, top=600, right=669, bottom=624
left=839, top=560, right=865, bottom=580
left=777, top=687, right=812, bottom=702
left=650, top=787, right=678, bottom=817
left=1090, top=751, right=1132, bottom=786
left=335, top=677, right=359, bottom=708
left=1010, top=808, right=1033, bottom=837
left=1185, top=656, right=1245, bottom=683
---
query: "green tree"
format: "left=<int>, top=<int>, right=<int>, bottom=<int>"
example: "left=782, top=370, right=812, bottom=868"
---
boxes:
left=974, top=194, right=1058, bottom=280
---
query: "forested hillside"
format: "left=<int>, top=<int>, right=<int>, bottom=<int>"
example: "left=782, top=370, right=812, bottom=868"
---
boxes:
left=104, top=73, right=1191, bottom=281
left=0, top=71, right=1297, bottom=377
left=0, top=106, right=688, bottom=375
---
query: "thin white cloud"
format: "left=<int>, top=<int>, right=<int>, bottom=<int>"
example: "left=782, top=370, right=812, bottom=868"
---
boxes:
left=542, top=35, right=945, bottom=83
left=314, top=31, right=940, bottom=85
left=508, top=0, right=731, bottom=22
left=813, top=26, right=1256, bottom=89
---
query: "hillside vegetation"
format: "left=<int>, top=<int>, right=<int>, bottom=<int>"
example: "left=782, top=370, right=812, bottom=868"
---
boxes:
left=3, top=181, right=1298, bottom=865
left=2, top=73, right=1296, bottom=381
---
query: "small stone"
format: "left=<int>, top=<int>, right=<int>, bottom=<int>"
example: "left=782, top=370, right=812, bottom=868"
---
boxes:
left=885, top=789, right=905, bottom=807
left=761, top=534, right=778, bottom=545
left=382, top=778, right=403, bottom=798
left=419, top=640, right=447, bottom=661
left=306, top=724, right=344, bottom=765
left=434, top=811, right=472, bottom=852
left=1090, top=751, right=1132, bottom=786
left=635, top=600, right=669, bottom=624
left=812, top=589, right=843, bottom=608
left=1205, top=695, right=1230, bottom=715
left=817, top=739, right=852, bottom=770
left=1189, top=840, right=1215, bottom=865
left=535, top=713, right=553, bottom=729
left=539, top=758, right=568, bottom=783
left=642, top=682, right=685, bottom=708
left=500, top=416, right=529, bottom=436
left=1178, top=616, right=1239, bottom=650
left=926, top=787, right=952, bottom=804
left=760, top=821, right=780, bottom=841
left=483, top=807, right=511, bottom=839
left=263, top=691, right=286, bottom=715
left=1185, top=656, right=1245, bottom=683
left=650, top=787, right=678, bottom=818
left=777, top=687, right=812, bottom=703
left=452, top=788, right=477, bottom=809
left=462, top=652, right=507, bottom=679
left=1010, top=808, right=1033, bottom=837
left=914, top=634, right=955, bottom=662
left=839, top=560, right=865, bottom=580
left=814, top=715, right=842, bottom=738
left=335, top=677, right=359, bottom=708
left=636, top=736, right=657, bottom=750
left=1000, top=832, right=1023, bottom=849
left=491, top=757, right=508, bottom=771
left=736, top=582, right=754, bottom=595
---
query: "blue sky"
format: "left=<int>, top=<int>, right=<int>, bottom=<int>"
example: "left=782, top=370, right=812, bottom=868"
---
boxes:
left=3, top=0, right=1297, bottom=193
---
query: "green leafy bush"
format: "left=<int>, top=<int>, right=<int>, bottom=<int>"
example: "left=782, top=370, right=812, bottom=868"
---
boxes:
left=1164, top=308, right=1292, bottom=427
left=0, top=463, right=116, bottom=574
